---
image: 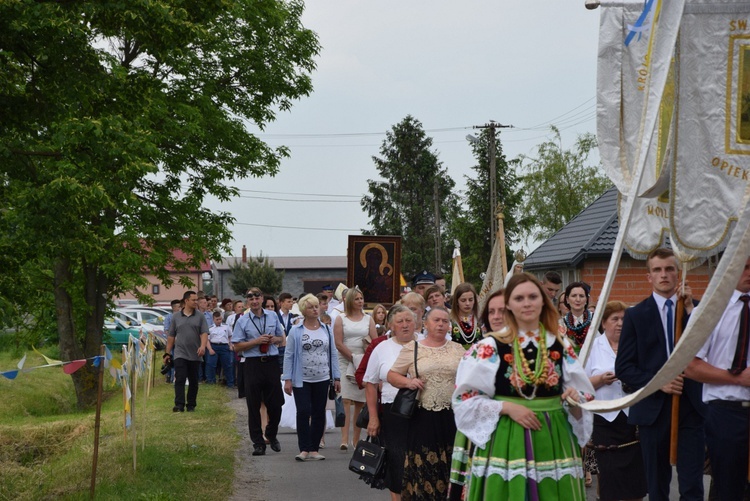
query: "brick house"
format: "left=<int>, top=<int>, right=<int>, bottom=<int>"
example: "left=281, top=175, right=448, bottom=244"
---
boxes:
left=117, top=248, right=212, bottom=305
left=522, top=187, right=716, bottom=307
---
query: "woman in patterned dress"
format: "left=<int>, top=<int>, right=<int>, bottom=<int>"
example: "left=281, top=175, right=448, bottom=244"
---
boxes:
left=450, top=283, right=482, bottom=349
left=334, top=287, right=377, bottom=449
left=452, top=273, right=594, bottom=500
left=388, top=307, right=466, bottom=500
left=560, top=282, right=593, bottom=355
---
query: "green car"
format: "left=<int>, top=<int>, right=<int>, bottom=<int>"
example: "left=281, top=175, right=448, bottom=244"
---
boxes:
left=104, top=317, right=142, bottom=352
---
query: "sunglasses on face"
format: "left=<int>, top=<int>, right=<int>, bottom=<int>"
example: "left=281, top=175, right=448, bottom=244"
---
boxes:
left=246, top=293, right=262, bottom=298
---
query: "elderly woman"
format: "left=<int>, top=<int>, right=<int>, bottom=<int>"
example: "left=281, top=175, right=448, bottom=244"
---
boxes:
left=450, top=283, right=482, bottom=348
left=585, top=301, right=646, bottom=501
left=283, top=294, right=341, bottom=461
left=334, top=287, right=377, bottom=450
left=363, top=305, right=419, bottom=500
left=388, top=307, right=466, bottom=500
left=452, top=273, right=594, bottom=500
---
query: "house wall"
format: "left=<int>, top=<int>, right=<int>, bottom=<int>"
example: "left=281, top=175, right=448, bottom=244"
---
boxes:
left=580, top=256, right=712, bottom=307
left=117, top=272, right=205, bottom=304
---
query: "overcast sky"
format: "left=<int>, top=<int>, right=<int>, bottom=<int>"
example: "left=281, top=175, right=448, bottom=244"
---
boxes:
left=205, top=1, right=601, bottom=261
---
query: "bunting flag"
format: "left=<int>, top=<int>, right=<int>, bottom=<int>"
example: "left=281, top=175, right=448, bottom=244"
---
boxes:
left=32, top=346, right=63, bottom=366
left=668, top=2, right=750, bottom=258
left=0, top=353, right=26, bottom=380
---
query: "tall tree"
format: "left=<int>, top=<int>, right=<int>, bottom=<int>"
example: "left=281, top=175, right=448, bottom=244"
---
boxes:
left=451, top=129, right=521, bottom=286
left=0, top=0, right=319, bottom=407
left=228, top=255, right=284, bottom=296
left=362, top=116, right=459, bottom=278
left=515, top=126, right=611, bottom=241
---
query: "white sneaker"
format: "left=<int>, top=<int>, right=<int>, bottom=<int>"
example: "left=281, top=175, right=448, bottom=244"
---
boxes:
left=306, top=452, right=325, bottom=461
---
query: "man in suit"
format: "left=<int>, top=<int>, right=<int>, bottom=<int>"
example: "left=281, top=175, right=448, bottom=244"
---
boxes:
left=615, top=247, right=705, bottom=501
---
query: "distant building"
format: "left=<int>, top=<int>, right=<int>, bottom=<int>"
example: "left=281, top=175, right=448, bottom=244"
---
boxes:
left=522, top=187, right=714, bottom=306
left=117, top=248, right=212, bottom=305
left=213, top=248, right=346, bottom=300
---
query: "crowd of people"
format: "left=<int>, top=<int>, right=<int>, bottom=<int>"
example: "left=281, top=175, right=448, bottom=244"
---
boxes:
left=162, top=247, right=750, bottom=500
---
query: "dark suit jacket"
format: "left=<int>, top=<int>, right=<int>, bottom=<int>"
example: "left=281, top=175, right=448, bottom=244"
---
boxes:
left=615, top=295, right=706, bottom=426
left=277, top=311, right=297, bottom=336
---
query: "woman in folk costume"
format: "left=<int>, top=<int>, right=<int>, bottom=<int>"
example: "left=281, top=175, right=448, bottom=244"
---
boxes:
left=560, top=282, right=593, bottom=355
left=450, top=282, right=482, bottom=349
left=452, top=273, right=594, bottom=500
left=559, top=281, right=597, bottom=486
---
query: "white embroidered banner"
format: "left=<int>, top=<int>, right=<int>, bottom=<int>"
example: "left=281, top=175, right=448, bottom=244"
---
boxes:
left=669, top=2, right=750, bottom=258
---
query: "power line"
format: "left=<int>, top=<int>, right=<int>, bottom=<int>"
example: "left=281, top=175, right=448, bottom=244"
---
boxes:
left=237, top=188, right=360, bottom=199
left=258, top=126, right=471, bottom=139
left=234, top=221, right=361, bottom=232
left=237, top=194, right=360, bottom=203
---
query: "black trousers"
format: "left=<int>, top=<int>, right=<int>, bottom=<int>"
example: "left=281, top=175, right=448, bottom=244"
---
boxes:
left=244, top=357, right=283, bottom=447
left=173, top=358, right=200, bottom=410
left=706, top=401, right=750, bottom=501
left=639, top=396, right=705, bottom=501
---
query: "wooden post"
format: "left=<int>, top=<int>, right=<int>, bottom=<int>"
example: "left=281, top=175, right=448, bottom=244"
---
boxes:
left=90, top=345, right=105, bottom=499
left=131, top=340, right=137, bottom=473
left=496, top=206, right=508, bottom=281
left=122, top=348, right=127, bottom=440
left=669, top=300, right=685, bottom=465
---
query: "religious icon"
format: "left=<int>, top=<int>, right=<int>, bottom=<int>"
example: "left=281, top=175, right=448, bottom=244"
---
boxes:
left=348, top=235, right=402, bottom=306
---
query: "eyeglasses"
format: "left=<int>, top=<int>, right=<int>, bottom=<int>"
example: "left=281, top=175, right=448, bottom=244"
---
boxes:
left=246, top=293, right=262, bottom=298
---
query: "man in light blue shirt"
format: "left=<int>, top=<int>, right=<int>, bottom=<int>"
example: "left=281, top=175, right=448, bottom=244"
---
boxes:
left=233, top=287, right=285, bottom=456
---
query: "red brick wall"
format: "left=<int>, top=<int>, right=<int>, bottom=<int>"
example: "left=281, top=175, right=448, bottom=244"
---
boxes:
left=580, top=256, right=711, bottom=308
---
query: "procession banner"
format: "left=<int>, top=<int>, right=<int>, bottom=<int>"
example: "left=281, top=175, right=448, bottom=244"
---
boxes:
left=581, top=0, right=686, bottom=364
left=669, top=1, right=750, bottom=258
left=478, top=232, right=504, bottom=308
left=597, top=0, right=685, bottom=260
left=581, top=184, right=750, bottom=413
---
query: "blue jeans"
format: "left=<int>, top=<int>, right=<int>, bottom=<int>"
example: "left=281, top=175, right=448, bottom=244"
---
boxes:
left=292, top=380, right=329, bottom=453
left=206, top=344, right=234, bottom=387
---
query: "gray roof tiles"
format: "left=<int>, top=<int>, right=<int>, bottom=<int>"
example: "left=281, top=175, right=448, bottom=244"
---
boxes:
left=523, top=186, right=618, bottom=269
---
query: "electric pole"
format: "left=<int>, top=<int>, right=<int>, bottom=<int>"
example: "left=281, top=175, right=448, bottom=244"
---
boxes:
left=472, top=121, right=513, bottom=248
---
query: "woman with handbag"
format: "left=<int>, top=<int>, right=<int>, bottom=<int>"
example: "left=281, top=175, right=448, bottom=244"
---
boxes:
left=387, top=307, right=465, bottom=500
left=363, top=304, right=419, bottom=500
left=452, top=273, right=595, bottom=500
left=334, top=287, right=378, bottom=450
left=283, top=294, right=341, bottom=461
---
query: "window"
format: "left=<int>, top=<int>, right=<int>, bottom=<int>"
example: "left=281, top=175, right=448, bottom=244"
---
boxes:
left=152, top=284, right=160, bottom=295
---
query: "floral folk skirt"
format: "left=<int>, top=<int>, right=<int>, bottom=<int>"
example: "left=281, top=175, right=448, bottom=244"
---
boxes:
left=466, top=396, right=586, bottom=501
left=401, top=407, right=456, bottom=501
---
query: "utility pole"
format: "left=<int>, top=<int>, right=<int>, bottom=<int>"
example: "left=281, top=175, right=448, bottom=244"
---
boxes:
left=433, top=176, right=441, bottom=272
left=472, top=121, right=513, bottom=248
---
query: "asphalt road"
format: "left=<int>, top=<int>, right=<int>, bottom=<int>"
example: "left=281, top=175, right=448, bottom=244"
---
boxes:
left=227, top=391, right=710, bottom=501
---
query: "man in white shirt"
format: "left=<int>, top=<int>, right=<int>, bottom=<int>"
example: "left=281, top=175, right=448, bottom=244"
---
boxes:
left=206, top=311, right=234, bottom=388
left=685, top=257, right=750, bottom=501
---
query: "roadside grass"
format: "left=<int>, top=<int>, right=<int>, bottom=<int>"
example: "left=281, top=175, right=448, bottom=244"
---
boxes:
left=0, top=350, right=237, bottom=501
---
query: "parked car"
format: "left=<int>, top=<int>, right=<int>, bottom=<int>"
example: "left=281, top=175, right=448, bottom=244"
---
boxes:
left=111, top=310, right=167, bottom=349
left=103, top=317, right=141, bottom=352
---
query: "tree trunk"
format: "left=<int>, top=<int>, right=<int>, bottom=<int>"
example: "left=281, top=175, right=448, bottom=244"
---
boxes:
left=53, top=258, right=98, bottom=409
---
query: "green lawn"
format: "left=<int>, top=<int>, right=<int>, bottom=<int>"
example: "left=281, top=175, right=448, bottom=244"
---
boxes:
left=0, top=350, right=237, bottom=500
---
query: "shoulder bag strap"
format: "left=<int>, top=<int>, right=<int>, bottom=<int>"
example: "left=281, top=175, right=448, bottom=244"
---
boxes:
left=326, top=323, right=333, bottom=382
left=413, top=340, right=419, bottom=379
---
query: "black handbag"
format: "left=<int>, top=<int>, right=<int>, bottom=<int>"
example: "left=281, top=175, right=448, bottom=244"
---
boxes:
left=349, top=436, right=387, bottom=479
left=391, top=340, right=419, bottom=419
left=356, top=405, right=369, bottom=429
